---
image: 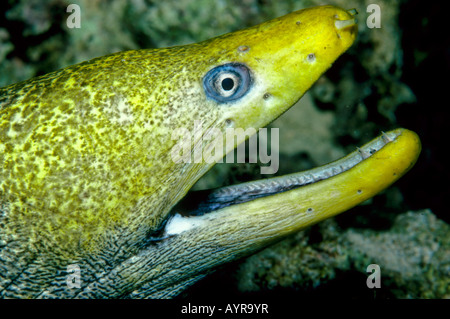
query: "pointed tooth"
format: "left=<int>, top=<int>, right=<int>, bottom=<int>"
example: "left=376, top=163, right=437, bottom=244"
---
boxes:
left=381, top=131, right=394, bottom=143
left=357, top=147, right=370, bottom=160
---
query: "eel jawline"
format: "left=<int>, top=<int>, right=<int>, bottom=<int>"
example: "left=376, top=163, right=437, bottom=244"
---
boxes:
left=164, top=128, right=420, bottom=237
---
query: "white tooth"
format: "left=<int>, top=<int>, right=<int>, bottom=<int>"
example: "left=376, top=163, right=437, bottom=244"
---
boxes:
left=297, top=176, right=305, bottom=185
left=381, top=131, right=394, bottom=143
left=357, top=147, right=370, bottom=160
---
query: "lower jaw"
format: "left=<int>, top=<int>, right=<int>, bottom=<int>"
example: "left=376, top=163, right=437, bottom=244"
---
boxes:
left=163, top=128, right=421, bottom=237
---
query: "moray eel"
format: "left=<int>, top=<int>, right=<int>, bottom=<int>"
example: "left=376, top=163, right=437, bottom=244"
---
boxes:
left=0, top=6, right=420, bottom=298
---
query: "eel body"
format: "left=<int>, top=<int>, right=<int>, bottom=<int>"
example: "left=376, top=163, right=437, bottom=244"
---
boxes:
left=0, top=6, right=420, bottom=298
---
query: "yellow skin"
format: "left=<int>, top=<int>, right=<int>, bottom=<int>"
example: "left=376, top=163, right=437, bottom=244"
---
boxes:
left=0, top=6, right=420, bottom=298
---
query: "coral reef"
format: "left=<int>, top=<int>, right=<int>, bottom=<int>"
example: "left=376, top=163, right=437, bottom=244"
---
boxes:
left=234, top=209, right=449, bottom=299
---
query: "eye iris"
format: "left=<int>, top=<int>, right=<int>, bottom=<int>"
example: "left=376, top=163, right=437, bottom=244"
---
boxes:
left=203, top=63, right=252, bottom=103
left=221, top=78, right=234, bottom=91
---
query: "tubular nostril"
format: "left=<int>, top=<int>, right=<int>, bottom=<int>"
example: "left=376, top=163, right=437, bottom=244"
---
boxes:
left=335, top=18, right=356, bottom=30
left=334, top=9, right=358, bottom=30
left=347, top=8, right=358, bottom=16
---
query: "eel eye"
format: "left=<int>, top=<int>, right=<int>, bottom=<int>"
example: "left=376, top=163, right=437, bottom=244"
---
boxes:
left=203, top=63, right=252, bottom=103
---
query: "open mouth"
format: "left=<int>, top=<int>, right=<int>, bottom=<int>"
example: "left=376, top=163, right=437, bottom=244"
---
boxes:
left=162, top=128, right=415, bottom=237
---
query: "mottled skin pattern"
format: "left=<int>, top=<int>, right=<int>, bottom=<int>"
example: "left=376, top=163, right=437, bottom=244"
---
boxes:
left=0, top=6, right=359, bottom=298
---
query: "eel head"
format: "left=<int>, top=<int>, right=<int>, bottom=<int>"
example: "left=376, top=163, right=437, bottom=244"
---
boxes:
left=0, top=6, right=420, bottom=298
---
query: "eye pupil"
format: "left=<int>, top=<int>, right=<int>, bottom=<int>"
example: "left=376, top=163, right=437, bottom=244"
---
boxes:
left=221, top=78, right=234, bottom=91
left=203, top=63, right=252, bottom=103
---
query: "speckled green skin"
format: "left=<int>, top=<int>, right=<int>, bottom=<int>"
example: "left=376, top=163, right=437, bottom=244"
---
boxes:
left=0, top=48, right=217, bottom=250
left=0, top=6, right=357, bottom=298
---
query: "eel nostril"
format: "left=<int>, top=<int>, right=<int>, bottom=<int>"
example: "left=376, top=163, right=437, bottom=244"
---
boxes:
left=335, top=18, right=356, bottom=30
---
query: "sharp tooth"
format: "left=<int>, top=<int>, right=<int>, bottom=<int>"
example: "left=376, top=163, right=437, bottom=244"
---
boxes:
left=332, top=167, right=341, bottom=175
left=357, top=147, right=371, bottom=160
left=298, top=176, right=305, bottom=184
left=381, top=131, right=394, bottom=143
